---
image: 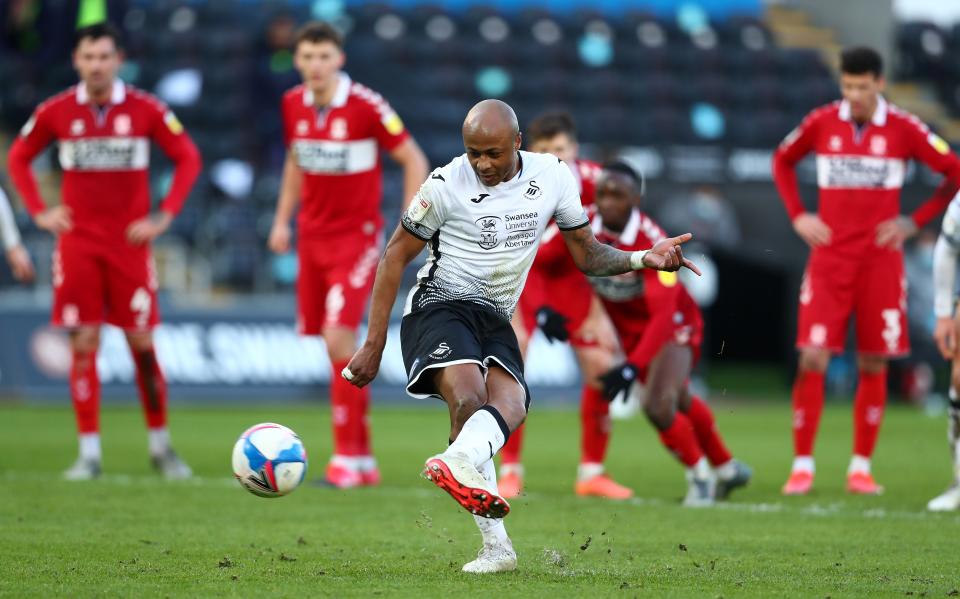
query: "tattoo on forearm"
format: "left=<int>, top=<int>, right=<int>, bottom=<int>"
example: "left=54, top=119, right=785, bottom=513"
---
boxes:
left=580, top=232, right=633, bottom=276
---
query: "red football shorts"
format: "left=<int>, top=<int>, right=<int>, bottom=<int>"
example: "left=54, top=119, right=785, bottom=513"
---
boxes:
left=52, top=236, right=159, bottom=330
left=296, top=231, right=382, bottom=335
left=796, top=250, right=908, bottom=356
left=617, top=306, right=703, bottom=383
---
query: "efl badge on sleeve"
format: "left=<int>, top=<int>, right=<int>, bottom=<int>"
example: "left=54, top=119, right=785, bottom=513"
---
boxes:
left=164, top=111, right=184, bottom=135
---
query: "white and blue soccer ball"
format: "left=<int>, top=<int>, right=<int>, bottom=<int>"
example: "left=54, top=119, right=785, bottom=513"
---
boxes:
left=232, top=423, right=307, bottom=498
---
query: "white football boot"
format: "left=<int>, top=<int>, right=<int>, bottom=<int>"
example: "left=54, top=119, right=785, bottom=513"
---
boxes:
left=462, top=539, right=518, bottom=573
left=928, top=483, right=960, bottom=512
left=151, top=448, right=193, bottom=480
left=63, top=457, right=101, bottom=481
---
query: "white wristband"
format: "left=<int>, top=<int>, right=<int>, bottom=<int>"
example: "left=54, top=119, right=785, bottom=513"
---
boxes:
left=630, top=250, right=648, bottom=270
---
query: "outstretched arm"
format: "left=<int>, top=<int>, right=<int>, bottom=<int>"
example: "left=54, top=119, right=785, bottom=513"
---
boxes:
left=560, top=225, right=701, bottom=276
left=343, top=225, right=428, bottom=387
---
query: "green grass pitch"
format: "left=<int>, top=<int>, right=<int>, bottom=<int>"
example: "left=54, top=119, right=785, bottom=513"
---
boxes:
left=2, top=399, right=959, bottom=597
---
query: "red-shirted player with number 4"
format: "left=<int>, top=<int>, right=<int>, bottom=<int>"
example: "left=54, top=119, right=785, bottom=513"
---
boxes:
left=7, top=23, right=202, bottom=480
left=268, top=22, right=428, bottom=488
left=774, top=47, right=960, bottom=495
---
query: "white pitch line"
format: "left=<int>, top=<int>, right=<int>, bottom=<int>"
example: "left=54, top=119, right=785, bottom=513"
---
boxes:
left=4, top=471, right=957, bottom=523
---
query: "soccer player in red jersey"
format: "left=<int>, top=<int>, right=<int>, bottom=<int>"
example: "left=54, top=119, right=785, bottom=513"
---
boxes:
left=7, top=23, right=202, bottom=480
left=267, top=22, right=428, bottom=488
left=588, top=162, right=750, bottom=506
left=498, top=112, right=630, bottom=500
left=773, top=47, right=960, bottom=495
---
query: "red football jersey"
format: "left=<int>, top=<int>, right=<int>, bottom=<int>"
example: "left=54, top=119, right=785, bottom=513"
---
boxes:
left=773, top=97, right=960, bottom=258
left=282, top=73, right=409, bottom=240
left=589, top=209, right=701, bottom=368
left=520, top=159, right=601, bottom=312
left=8, top=80, right=201, bottom=247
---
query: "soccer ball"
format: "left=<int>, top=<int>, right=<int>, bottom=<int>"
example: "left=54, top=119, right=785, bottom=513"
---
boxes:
left=232, top=423, right=308, bottom=498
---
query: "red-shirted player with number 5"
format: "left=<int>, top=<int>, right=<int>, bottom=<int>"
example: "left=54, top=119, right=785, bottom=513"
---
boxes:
left=268, top=22, right=429, bottom=488
left=774, top=47, right=960, bottom=495
left=7, top=23, right=202, bottom=481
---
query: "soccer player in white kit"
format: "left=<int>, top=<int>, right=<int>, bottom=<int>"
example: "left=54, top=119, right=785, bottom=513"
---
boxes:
left=342, top=100, right=699, bottom=572
left=0, top=186, right=34, bottom=282
left=930, top=191, right=960, bottom=511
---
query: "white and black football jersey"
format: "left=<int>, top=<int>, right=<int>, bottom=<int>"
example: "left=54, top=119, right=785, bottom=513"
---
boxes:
left=400, top=150, right=589, bottom=320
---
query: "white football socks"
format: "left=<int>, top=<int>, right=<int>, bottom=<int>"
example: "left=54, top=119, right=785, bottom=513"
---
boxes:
left=687, top=456, right=711, bottom=480
left=445, top=408, right=507, bottom=468
left=848, top=455, right=871, bottom=475
left=473, top=458, right=510, bottom=546
left=79, top=433, right=102, bottom=462
left=792, top=456, right=815, bottom=474
left=147, top=428, right=170, bottom=457
left=499, top=462, right=524, bottom=478
left=577, top=462, right=605, bottom=482
left=715, top=460, right=737, bottom=481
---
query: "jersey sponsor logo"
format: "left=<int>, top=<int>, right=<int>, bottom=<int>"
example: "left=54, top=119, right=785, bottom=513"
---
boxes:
left=329, top=117, right=348, bottom=140
left=928, top=133, right=951, bottom=155
left=476, top=216, right=501, bottom=250
left=429, top=342, right=452, bottom=360
left=503, top=211, right=539, bottom=249
left=20, top=115, right=36, bottom=137
left=869, top=135, right=886, bottom=156
left=828, top=135, right=842, bottom=152
left=113, top=114, right=132, bottom=136
left=469, top=193, right=490, bottom=204
left=292, top=138, right=377, bottom=174
left=163, top=111, right=183, bottom=135
left=58, top=137, right=150, bottom=171
left=523, top=180, right=542, bottom=200
left=816, top=155, right=905, bottom=190
left=70, top=119, right=86, bottom=136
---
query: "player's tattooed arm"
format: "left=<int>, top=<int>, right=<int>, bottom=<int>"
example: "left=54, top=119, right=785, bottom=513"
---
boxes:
left=344, top=225, right=427, bottom=388
left=561, top=225, right=701, bottom=276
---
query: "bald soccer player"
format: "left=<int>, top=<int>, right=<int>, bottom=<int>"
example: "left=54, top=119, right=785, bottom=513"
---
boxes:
left=340, top=100, right=700, bottom=573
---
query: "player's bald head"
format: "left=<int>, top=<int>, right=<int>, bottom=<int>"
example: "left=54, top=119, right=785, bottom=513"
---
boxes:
left=462, top=99, right=519, bottom=140
left=462, top=100, right=523, bottom=187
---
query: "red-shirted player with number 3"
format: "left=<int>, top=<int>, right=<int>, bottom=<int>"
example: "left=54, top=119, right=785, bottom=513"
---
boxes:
left=773, top=47, right=960, bottom=495
left=268, top=22, right=429, bottom=488
left=7, top=23, right=202, bottom=480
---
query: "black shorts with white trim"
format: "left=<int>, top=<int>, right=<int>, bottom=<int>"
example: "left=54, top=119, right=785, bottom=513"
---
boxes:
left=400, top=301, right=530, bottom=409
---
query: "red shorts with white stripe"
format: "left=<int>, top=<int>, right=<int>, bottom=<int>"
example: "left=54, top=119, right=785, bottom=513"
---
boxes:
left=296, top=231, right=382, bottom=334
left=52, top=236, right=159, bottom=330
left=796, top=250, right=909, bottom=356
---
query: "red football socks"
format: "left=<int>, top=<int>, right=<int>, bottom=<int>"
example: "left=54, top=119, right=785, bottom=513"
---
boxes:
left=132, top=347, right=168, bottom=429
left=853, top=369, right=887, bottom=459
left=499, top=422, right=524, bottom=465
left=70, top=349, right=100, bottom=434
left=684, top=396, right=733, bottom=466
left=580, top=384, right=610, bottom=464
left=657, top=412, right=703, bottom=467
left=791, top=370, right=825, bottom=457
left=331, top=359, right=370, bottom=457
